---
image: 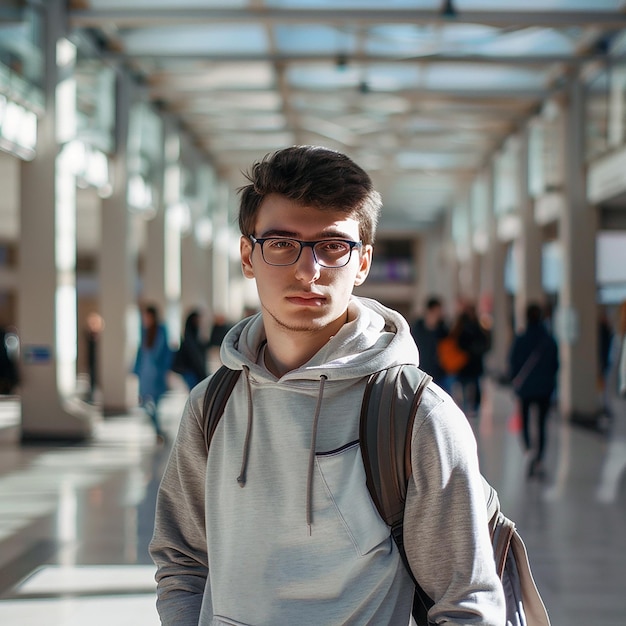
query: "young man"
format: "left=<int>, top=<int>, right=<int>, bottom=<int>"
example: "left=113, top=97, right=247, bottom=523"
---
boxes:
left=150, top=146, right=505, bottom=625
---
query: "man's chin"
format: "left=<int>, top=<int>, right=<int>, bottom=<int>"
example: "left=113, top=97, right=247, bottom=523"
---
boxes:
left=266, top=308, right=332, bottom=333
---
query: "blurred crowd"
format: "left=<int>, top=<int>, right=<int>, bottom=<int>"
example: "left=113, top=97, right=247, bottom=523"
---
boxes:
left=409, top=295, right=625, bottom=480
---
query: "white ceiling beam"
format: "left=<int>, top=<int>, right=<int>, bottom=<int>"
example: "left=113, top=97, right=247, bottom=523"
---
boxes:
left=69, top=8, right=626, bottom=29
left=156, top=86, right=546, bottom=100
left=105, top=52, right=606, bottom=67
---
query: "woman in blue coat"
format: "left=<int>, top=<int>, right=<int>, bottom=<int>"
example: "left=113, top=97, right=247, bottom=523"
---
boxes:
left=134, top=304, right=171, bottom=443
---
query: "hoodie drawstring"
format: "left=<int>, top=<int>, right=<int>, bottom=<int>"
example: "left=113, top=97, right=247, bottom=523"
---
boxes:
left=237, top=366, right=253, bottom=487
left=236, top=368, right=327, bottom=533
left=306, top=375, right=327, bottom=534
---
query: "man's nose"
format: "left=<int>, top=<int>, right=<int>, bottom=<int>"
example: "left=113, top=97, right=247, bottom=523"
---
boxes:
left=294, top=245, right=321, bottom=280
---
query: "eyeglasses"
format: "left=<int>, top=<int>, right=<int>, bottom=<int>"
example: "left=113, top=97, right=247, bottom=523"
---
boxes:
left=249, top=235, right=362, bottom=268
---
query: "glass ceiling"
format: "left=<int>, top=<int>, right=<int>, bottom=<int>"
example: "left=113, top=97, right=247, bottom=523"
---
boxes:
left=70, top=0, right=626, bottom=230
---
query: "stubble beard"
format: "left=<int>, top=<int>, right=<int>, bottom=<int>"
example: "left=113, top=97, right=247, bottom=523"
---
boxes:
left=262, top=302, right=328, bottom=334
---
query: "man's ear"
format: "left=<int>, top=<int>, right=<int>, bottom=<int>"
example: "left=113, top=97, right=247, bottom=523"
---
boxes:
left=354, top=244, right=372, bottom=286
left=241, top=236, right=255, bottom=279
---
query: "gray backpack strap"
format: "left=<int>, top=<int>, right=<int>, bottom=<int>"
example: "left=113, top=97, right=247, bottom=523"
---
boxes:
left=201, top=365, right=241, bottom=453
left=359, top=364, right=433, bottom=625
left=359, top=364, right=432, bottom=528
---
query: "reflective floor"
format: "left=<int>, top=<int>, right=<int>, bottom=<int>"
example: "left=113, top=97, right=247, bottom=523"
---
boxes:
left=0, top=379, right=625, bottom=626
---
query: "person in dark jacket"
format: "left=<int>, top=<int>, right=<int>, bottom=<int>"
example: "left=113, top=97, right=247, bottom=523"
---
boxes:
left=173, top=310, right=209, bottom=390
left=509, top=302, right=559, bottom=478
left=454, top=302, right=489, bottom=417
left=410, top=297, right=449, bottom=391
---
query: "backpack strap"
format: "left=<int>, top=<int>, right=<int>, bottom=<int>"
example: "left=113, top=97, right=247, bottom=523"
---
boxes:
left=359, top=364, right=432, bottom=527
left=201, top=365, right=241, bottom=453
left=359, top=364, right=433, bottom=625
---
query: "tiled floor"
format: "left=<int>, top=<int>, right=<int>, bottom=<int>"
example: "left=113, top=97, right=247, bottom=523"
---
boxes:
left=0, top=379, right=625, bottom=626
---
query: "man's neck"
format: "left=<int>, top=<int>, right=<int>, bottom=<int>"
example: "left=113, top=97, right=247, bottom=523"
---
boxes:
left=262, top=310, right=349, bottom=377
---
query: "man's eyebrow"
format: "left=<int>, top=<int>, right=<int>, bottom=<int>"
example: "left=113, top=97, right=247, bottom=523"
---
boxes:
left=258, top=229, right=299, bottom=238
left=259, top=228, right=356, bottom=240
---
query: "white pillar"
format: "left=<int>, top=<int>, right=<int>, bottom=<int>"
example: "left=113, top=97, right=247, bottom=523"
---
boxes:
left=468, top=251, right=481, bottom=301
left=481, top=165, right=512, bottom=376
left=513, top=128, right=543, bottom=332
left=142, top=118, right=167, bottom=317
left=99, top=72, right=138, bottom=413
left=143, top=211, right=167, bottom=313
left=212, top=182, right=232, bottom=317
left=417, top=222, right=450, bottom=308
left=18, top=0, right=93, bottom=440
left=558, top=77, right=599, bottom=421
left=181, top=232, right=211, bottom=320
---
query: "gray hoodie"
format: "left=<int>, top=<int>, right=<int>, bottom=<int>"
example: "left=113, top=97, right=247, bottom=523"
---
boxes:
left=150, top=297, right=505, bottom=625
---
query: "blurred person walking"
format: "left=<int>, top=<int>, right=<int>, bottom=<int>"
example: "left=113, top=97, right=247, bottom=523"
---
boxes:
left=133, top=304, right=171, bottom=443
left=172, top=309, right=209, bottom=390
left=0, top=325, right=19, bottom=394
left=509, top=302, right=559, bottom=478
left=596, top=300, right=626, bottom=502
left=598, top=306, right=614, bottom=417
left=84, top=312, right=104, bottom=403
left=454, top=302, right=489, bottom=418
left=605, top=301, right=626, bottom=421
left=410, top=296, right=450, bottom=391
left=206, top=312, right=233, bottom=372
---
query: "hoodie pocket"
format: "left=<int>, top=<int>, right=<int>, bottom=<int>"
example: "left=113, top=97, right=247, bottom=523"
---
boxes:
left=316, top=441, right=390, bottom=557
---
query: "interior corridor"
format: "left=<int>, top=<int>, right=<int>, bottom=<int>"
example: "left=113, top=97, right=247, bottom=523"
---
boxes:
left=0, top=378, right=624, bottom=626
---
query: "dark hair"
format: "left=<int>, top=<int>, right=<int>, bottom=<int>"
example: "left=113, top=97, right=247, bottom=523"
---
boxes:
left=426, top=297, right=442, bottom=311
left=237, top=146, right=382, bottom=245
left=184, top=310, right=200, bottom=336
left=526, top=303, right=543, bottom=326
left=143, top=304, right=159, bottom=348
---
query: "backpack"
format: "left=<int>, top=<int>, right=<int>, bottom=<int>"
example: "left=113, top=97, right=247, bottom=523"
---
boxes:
left=437, top=336, right=469, bottom=375
left=201, top=364, right=550, bottom=626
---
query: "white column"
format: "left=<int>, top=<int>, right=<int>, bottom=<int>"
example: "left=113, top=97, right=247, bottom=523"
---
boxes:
left=181, top=232, right=211, bottom=319
left=489, top=240, right=510, bottom=377
left=481, top=165, right=512, bottom=376
left=18, top=0, right=93, bottom=440
left=143, top=200, right=167, bottom=315
left=513, top=128, right=543, bottom=332
left=558, top=77, right=599, bottom=421
left=212, top=182, right=232, bottom=316
left=99, top=72, right=137, bottom=413
left=142, top=114, right=167, bottom=315
left=417, top=222, right=451, bottom=309
left=468, top=251, right=481, bottom=300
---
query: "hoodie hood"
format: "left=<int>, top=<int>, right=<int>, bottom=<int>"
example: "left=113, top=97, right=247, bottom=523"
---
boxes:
left=220, top=295, right=419, bottom=381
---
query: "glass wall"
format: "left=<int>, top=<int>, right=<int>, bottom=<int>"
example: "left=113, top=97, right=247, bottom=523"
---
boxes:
left=0, top=3, right=44, bottom=159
